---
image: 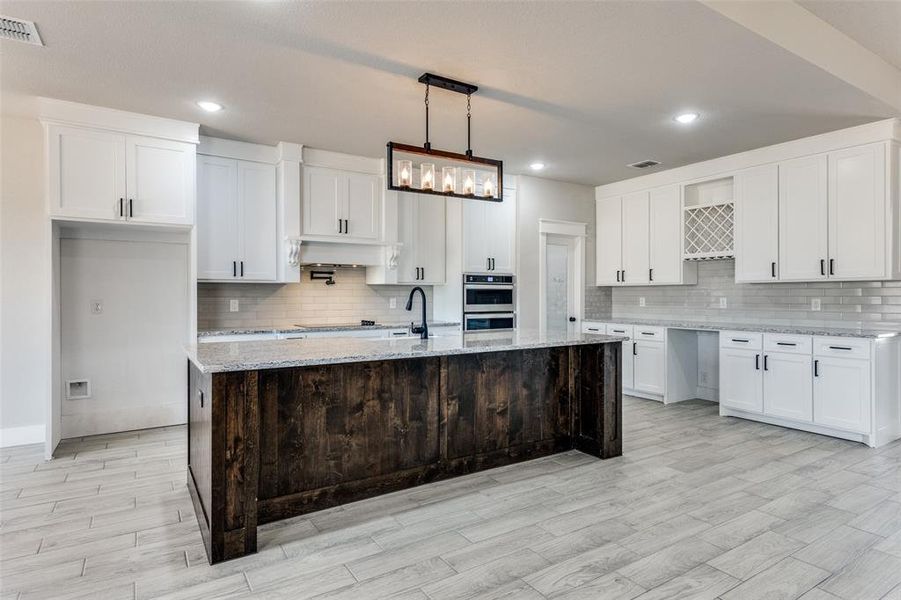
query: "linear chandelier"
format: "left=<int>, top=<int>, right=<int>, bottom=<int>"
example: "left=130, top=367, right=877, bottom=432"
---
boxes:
left=387, top=72, right=503, bottom=202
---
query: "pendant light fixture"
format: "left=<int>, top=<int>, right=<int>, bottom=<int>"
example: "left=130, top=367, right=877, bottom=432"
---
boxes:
left=387, top=73, right=503, bottom=202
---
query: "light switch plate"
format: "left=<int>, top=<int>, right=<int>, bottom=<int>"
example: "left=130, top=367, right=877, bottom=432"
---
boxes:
left=639, top=297, right=646, bottom=307
left=811, top=298, right=822, bottom=311
left=229, top=299, right=239, bottom=312
left=389, top=297, right=397, bottom=309
left=719, top=297, right=728, bottom=309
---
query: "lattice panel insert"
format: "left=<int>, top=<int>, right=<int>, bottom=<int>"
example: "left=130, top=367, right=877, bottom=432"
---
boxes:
left=683, top=202, right=734, bottom=260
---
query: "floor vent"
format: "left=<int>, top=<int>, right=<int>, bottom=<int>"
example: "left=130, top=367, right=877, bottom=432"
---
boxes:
left=627, top=159, right=661, bottom=169
left=0, top=16, right=43, bottom=46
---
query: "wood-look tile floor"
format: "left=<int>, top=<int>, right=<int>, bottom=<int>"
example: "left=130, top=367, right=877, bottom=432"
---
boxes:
left=4, top=397, right=901, bottom=600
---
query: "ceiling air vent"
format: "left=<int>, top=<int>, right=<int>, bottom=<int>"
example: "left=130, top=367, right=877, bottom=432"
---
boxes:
left=0, top=16, right=43, bottom=46
left=627, top=159, right=660, bottom=169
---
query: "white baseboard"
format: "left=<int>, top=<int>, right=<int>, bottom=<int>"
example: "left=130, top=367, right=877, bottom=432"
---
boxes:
left=0, top=424, right=46, bottom=448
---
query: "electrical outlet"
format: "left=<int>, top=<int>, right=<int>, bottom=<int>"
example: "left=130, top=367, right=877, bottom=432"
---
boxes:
left=811, top=298, right=822, bottom=311
left=229, top=299, right=239, bottom=312
left=719, top=297, right=728, bottom=309
left=639, top=297, right=646, bottom=307
left=90, top=300, right=103, bottom=315
left=389, top=297, right=397, bottom=309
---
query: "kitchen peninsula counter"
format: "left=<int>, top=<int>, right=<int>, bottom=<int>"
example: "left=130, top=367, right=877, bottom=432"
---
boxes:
left=186, top=329, right=624, bottom=563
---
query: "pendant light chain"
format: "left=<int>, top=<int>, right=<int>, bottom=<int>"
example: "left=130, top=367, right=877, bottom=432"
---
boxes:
left=466, top=93, right=472, bottom=158
left=424, top=83, right=431, bottom=151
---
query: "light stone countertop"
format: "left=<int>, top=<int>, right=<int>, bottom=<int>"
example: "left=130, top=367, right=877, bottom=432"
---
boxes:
left=582, top=317, right=900, bottom=339
left=186, top=329, right=626, bottom=373
left=197, top=321, right=462, bottom=337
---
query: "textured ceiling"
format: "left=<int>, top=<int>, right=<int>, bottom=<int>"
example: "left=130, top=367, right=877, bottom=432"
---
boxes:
left=799, top=0, right=901, bottom=70
left=1, top=0, right=896, bottom=186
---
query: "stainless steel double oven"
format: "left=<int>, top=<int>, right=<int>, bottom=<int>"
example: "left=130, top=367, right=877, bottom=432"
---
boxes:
left=462, top=273, right=516, bottom=332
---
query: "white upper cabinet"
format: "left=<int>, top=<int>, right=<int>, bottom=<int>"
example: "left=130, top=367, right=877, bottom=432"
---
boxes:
left=197, top=156, right=277, bottom=282
left=779, top=154, right=829, bottom=281
left=828, top=143, right=886, bottom=280
left=302, top=165, right=380, bottom=242
left=125, top=136, right=195, bottom=225
left=621, top=191, right=650, bottom=285
left=48, top=125, right=127, bottom=221
left=596, top=196, right=623, bottom=285
left=48, top=124, right=194, bottom=226
left=397, top=192, right=446, bottom=284
left=648, top=185, right=682, bottom=285
left=734, top=164, right=779, bottom=282
left=463, top=191, right=516, bottom=274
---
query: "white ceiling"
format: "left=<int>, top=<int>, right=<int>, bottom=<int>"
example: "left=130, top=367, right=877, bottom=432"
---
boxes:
left=798, top=0, right=901, bottom=70
left=1, top=1, right=897, bottom=186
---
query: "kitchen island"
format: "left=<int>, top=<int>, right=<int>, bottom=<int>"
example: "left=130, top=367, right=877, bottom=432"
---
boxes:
left=185, top=329, right=625, bottom=563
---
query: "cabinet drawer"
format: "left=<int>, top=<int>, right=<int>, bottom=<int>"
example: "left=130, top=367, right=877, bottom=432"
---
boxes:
left=607, top=323, right=633, bottom=338
left=582, top=321, right=607, bottom=334
left=634, top=325, right=665, bottom=341
left=764, top=334, right=812, bottom=355
left=814, top=337, right=871, bottom=360
left=720, top=331, right=763, bottom=350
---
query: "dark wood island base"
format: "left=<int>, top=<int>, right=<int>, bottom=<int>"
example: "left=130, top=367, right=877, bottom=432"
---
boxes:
left=187, top=342, right=622, bottom=563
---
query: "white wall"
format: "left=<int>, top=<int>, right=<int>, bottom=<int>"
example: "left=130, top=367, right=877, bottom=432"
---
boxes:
left=60, top=237, right=189, bottom=437
left=0, top=116, right=51, bottom=447
left=516, top=175, right=596, bottom=329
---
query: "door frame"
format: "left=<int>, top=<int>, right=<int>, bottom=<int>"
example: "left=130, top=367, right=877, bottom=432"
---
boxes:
left=538, top=219, right=586, bottom=334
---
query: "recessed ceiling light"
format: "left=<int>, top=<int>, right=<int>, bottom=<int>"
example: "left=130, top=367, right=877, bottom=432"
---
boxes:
left=530, top=162, right=545, bottom=171
left=196, top=100, right=223, bottom=113
left=674, top=112, right=699, bottom=124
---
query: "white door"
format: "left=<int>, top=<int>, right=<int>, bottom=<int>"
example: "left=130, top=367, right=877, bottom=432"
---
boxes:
left=345, top=172, right=380, bottom=240
left=125, top=136, right=194, bottom=225
left=633, top=341, right=664, bottom=394
left=763, top=352, right=813, bottom=422
left=417, top=196, right=446, bottom=284
left=238, top=161, right=277, bottom=281
left=197, top=155, right=239, bottom=280
left=545, top=235, right=577, bottom=336
left=735, top=164, right=780, bottom=282
left=828, top=144, right=886, bottom=280
left=720, top=348, right=763, bottom=413
left=596, top=196, right=623, bottom=285
left=814, top=356, right=871, bottom=433
left=396, top=192, right=419, bottom=283
left=48, top=125, right=127, bottom=221
left=303, top=166, right=342, bottom=236
left=779, top=154, right=828, bottom=281
left=648, top=185, right=681, bottom=284
left=621, top=191, right=650, bottom=285
left=462, top=200, right=489, bottom=272
left=487, top=194, right=516, bottom=273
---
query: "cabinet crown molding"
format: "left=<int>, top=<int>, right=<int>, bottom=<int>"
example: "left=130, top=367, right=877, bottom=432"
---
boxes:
left=38, top=97, right=199, bottom=144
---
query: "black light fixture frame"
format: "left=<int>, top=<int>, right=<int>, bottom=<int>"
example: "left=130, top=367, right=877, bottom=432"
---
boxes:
left=387, top=72, right=503, bottom=202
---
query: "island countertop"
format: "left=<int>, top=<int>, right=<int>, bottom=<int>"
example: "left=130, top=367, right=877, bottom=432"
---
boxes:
left=186, top=328, right=626, bottom=373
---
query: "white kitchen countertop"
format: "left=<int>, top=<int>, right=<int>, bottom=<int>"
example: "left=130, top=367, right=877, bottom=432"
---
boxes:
left=187, top=329, right=626, bottom=373
left=197, top=321, right=461, bottom=337
left=583, top=317, right=900, bottom=339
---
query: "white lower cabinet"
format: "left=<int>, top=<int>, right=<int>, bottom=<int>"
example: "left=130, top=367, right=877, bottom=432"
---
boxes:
left=633, top=340, right=665, bottom=395
left=763, top=352, right=813, bottom=422
left=813, top=355, right=871, bottom=434
left=719, top=347, right=764, bottom=413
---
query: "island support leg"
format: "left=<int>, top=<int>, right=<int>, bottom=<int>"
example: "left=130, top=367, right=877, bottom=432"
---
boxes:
left=571, top=343, right=623, bottom=459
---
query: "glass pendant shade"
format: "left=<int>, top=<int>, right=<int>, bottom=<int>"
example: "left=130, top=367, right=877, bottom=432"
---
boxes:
left=442, top=167, right=456, bottom=193
left=420, top=163, right=435, bottom=190
left=397, top=160, right=413, bottom=187
left=462, top=170, right=475, bottom=195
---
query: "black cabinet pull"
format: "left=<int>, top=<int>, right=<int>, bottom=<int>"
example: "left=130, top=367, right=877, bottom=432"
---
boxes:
left=763, top=355, right=769, bottom=371
left=814, top=359, right=819, bottom=377
left=776, top=342, right=796, bottom=346
left=771, top=262, right=776, bottom=278
left=344, top=219, right=349, bottom=234
left=487, top=258, right=490, bottom=271
left=820, top=259, right=826, bottom=276
left=622, top=270, right=626, bottom=282
left=829, top=345, right=852, bottom=351
left=421, top=267, right=425, bottom=280
left=588, top=328, right=599, bottom=332
left=240, top=261, right=244, bottom=277
left=641, top=332, right=655, bottom=336
left=233, top=261, right=237, bottom=277
left=632, top=342, right=637, bottom=356
left=129, top=198, right=133, bottom=218
left=732, top=338, right=749, bottom=343
left=119, top=198, right=124, bottom=217
left=649, top=268, right=653, bottom=282
left=338, top=219, right=343, bottom=234
left=198, top=389, right=204, bottom=409
left=615, top=270, right=620, bottom=282
left=569, top=317, right=576, bottom=322
left=755, top=354, right=760, bottom=370
left=829, top=258, right=834, bottom=276
left=491, top=258, right=495, bottom=271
